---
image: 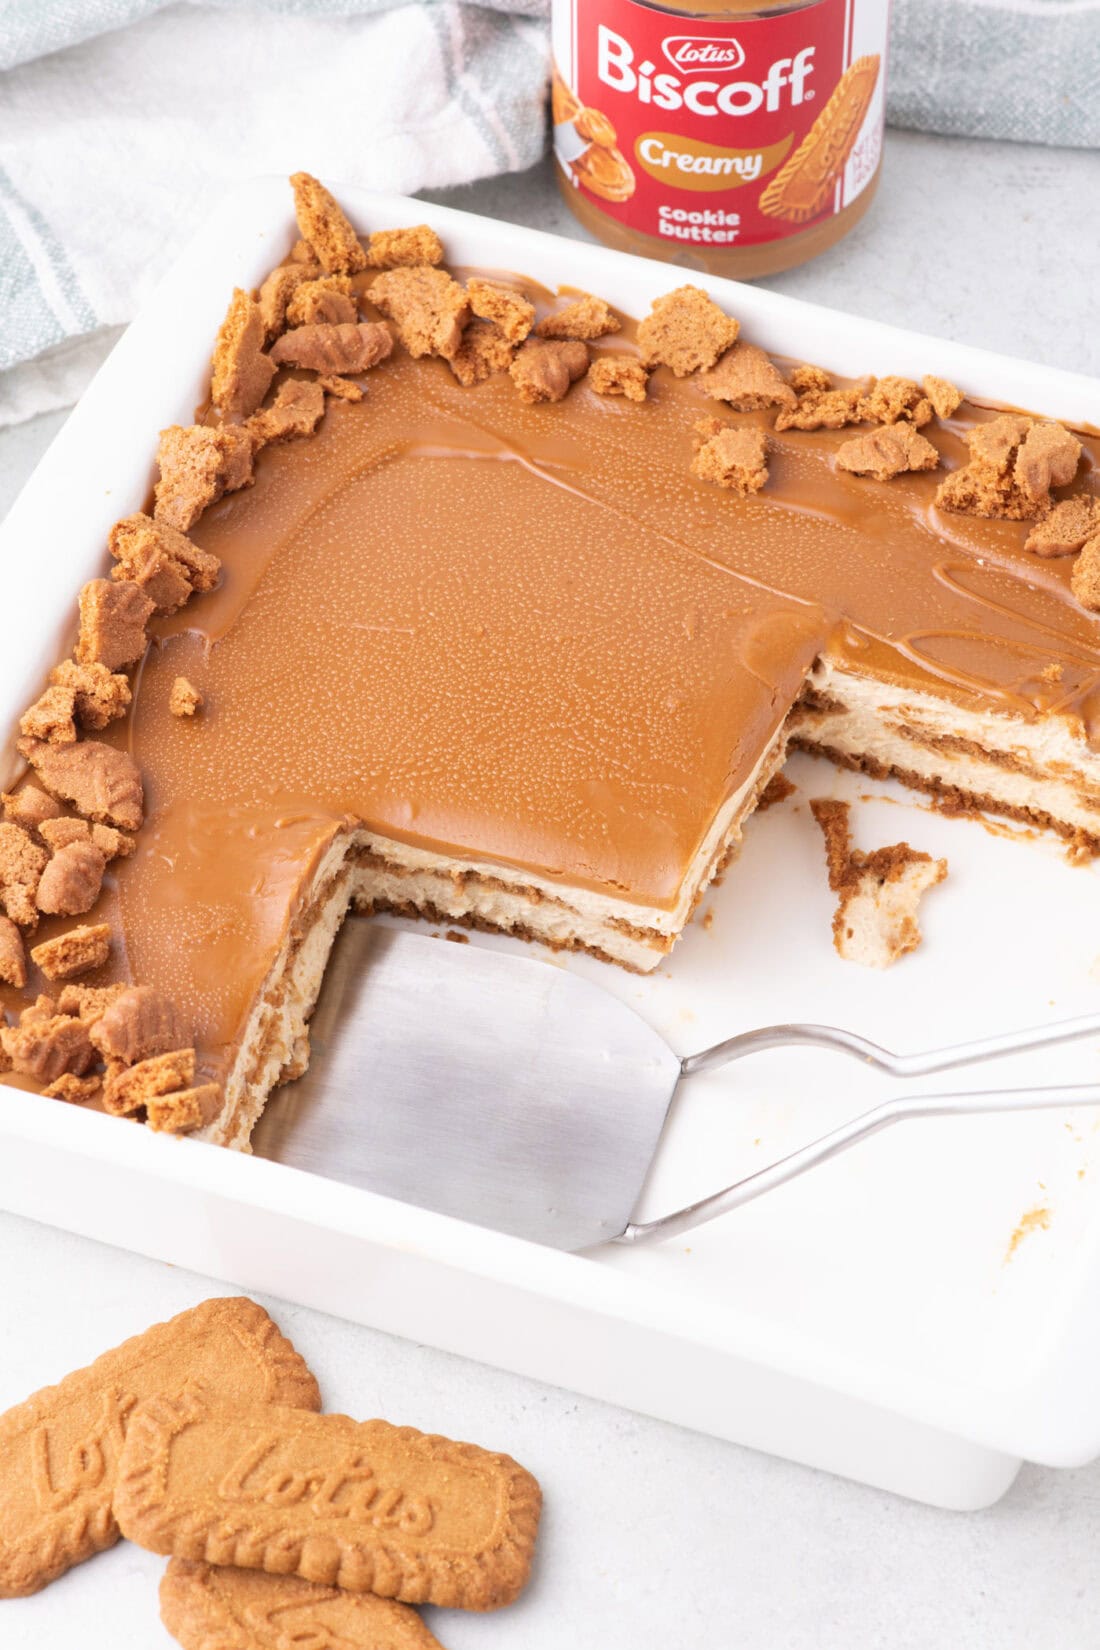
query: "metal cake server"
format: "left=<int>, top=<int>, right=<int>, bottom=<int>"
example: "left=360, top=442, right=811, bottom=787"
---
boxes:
left=251, top=924, right=1100, bottom=1251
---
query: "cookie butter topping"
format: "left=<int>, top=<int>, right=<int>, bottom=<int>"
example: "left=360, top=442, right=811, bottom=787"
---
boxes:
left=2, top=173, right=1100, bottom=1135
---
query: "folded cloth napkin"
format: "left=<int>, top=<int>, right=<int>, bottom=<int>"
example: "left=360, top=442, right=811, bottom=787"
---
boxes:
left=889, top=0, right=1100, bottom=148
left=1, top=0, right=1096, bottom=428
left=0, top=0, right=549, bottom=424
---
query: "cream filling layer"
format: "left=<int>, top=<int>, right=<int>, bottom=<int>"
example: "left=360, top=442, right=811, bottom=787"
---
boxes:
left=791, top=660, right=1100, bottom=835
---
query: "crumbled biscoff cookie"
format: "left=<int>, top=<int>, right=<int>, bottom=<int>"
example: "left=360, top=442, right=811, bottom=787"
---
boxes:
left=367, top=224, right=445, bottom=269
left=0, top=915, right=26, bottom=988
left=466, top=279, right=535, bottom=344
left=810, top=798, right=947, bottom=969
left=536, top=295, right=620, bottom=342
left=1015, top=421, right=1083, bottom=504
left=44, top=1071, right=102, bottom=1104
left=923, top=375, right=963, bottom=420
left=936, top=414, right=1081, bottom=521
left=39, top=817, right=90, bottom=852
left=369, top=266, right=470, bottom=360
left=448, top=319, right=516, bottom=387
left=0, top=823, right=48, bottom=929
left=691, top=419, right=769, bottom=496
left=57, top=983, right=129, bottom=1022
left=285, top=276, right=358, bottom=328
left=699, top=342, right=796, bottom=411
left=49, top=659, right=133, bottom=731
left=290, top=172, right=367, bottom=275
left=775, top=379, right=870, bottom=433
left=587, top=355, right=649, bottom=402
left=257, top=265, right=313, bottom=340
left=269, top=321, right=393, bottom=375
left=109, top=513, right=219, bottom=615
left=76, top=579, right=155, bottom=671
left=509, top=339, right=589, bottom=405
left=36, top=839, right=107, bottom=918
left=288, top=237, right=319, bottom=267
left=92, top=824, right=134, bottom=860
left=19, top=684, right=77, bottom=746
left=104, top=1046, right=195, bottom=1116
left=2, top=786, right=63, bottom=832
left=18, top=738, right=143, bottom=832
left=860, top=376, right=933, bottom=428
left=154, top=425, right=254, bottom=533
left=90, top=985, right=185, bottom=1065
left=637, top=286, right=739, bottom=376
left=109, top=533, right=191, bottom=614
left=1070, top=533, right=1100, bottom=612
left=317, top=374, right=364, bottom=402
left=30, top=922, right=112, bottom=982
left=147, top=1082, right=221, bottom=1133
left=1026, top=495, right=1100, bottom=556
left=835, top=422, right=940, bottom=481
left=248, top=379, right=326, bottom=448
left=169, top=677, right=204, bottom=718
left=0, top=1003, right=95, bottom=1080
left=789, top=363, right=832, bottom=394
left=210, top=289, right=276, bottom=419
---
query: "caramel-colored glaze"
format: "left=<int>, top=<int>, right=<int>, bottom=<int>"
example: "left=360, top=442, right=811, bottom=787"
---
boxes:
left=6, top=299, right=1100, bottom=1089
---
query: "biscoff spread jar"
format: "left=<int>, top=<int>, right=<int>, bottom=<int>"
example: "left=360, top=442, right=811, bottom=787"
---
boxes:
left=550, top=0, right=890, bottom=277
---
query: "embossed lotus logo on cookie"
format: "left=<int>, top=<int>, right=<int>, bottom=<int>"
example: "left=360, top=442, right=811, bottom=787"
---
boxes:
left=661, top=35, right=745, bottom=75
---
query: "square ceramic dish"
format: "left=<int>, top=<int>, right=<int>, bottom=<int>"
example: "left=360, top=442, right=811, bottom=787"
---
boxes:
left=3, top=180, right=1100, bottom=1511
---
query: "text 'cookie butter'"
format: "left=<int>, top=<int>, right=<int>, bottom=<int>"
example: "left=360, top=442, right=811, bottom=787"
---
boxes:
left=551, top=0, right=889, bottom=277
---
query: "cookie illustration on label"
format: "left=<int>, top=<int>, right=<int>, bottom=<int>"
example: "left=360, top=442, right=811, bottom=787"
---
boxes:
left=0, top=1298, right=320, bottom=1598
left=116, top=1394, right=542, bottom=1611
left=161, top=1559, right=448, bottom=1650
left=759, top=54, right=880, bottom=223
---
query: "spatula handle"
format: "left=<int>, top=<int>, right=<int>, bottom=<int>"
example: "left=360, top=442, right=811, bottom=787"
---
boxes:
left=680, top=1014, right=1100, bottom=1080
left=615, top=1084, right=1100, bottom=1246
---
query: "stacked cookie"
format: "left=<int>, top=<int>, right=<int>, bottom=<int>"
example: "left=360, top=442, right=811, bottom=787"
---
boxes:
left=0, top=1297, right=541, bottom=1646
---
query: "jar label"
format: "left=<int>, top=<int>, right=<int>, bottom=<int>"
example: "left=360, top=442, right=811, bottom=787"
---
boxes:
left=551, top=0, right=890, bottom=251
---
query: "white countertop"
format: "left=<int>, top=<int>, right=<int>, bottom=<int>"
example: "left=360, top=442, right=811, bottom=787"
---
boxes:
left=4, top=131, right=1100, bottom=1650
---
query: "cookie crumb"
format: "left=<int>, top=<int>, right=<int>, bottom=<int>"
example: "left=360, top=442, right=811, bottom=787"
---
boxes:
left=248, top=379, right=326, bottom=446
left=637, top=285, right=739, bottom=376
left=691, top=419, right=769, bottom=496
left=268, top=321, right=392, bottom=376
left=290, top=172, right=367, bottom=275
left=285, top=276, right=357, bottom=329
left=937, top=415, right=1081, bottom=521
left=810, top=799, right=946, bottom=968
left=536, top=295, right=620, bottom=341
left=467, top=279, right=535, bottom=344
left=510, top=339, right=589, bottom=405
left=154, top=424, right=254, bottom=533
left=835, top=422, right=940, bottom=481
left=699, top=341, right=795, bottom=411
left=369, top=266, right=470, bottom=360
left=170, top=678, right=204, bottom=718
left=1025, top=495, right=1100, bottom=557
left=366, top=224, right=444, bottom=269
left=923, top=374, right=963, bottom=420
left=449, top=320, right=516, bottom=387
left=587, top=355, right=648, bottom=402
left=210, top=288, right=275, bottom=418
left=31, top=922, right=112, bottom=981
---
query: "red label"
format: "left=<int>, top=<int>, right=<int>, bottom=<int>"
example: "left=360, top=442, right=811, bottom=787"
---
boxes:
left=551, top=0, right=888, bottom=251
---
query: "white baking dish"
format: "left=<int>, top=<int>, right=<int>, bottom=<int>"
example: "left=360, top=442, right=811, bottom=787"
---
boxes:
left=3, top=179, right=1100, bottom=1511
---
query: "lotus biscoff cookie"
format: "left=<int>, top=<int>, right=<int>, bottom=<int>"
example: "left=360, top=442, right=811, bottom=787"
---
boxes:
left=160, top=1559, right=449, bottom=1650
left=0, top=1298, right=320, bottom=1599
left=115, top=1392, right=542, bottom=1610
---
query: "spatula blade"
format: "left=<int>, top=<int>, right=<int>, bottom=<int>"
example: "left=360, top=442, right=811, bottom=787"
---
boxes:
left=251, top=922, right=682, bottom=1250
